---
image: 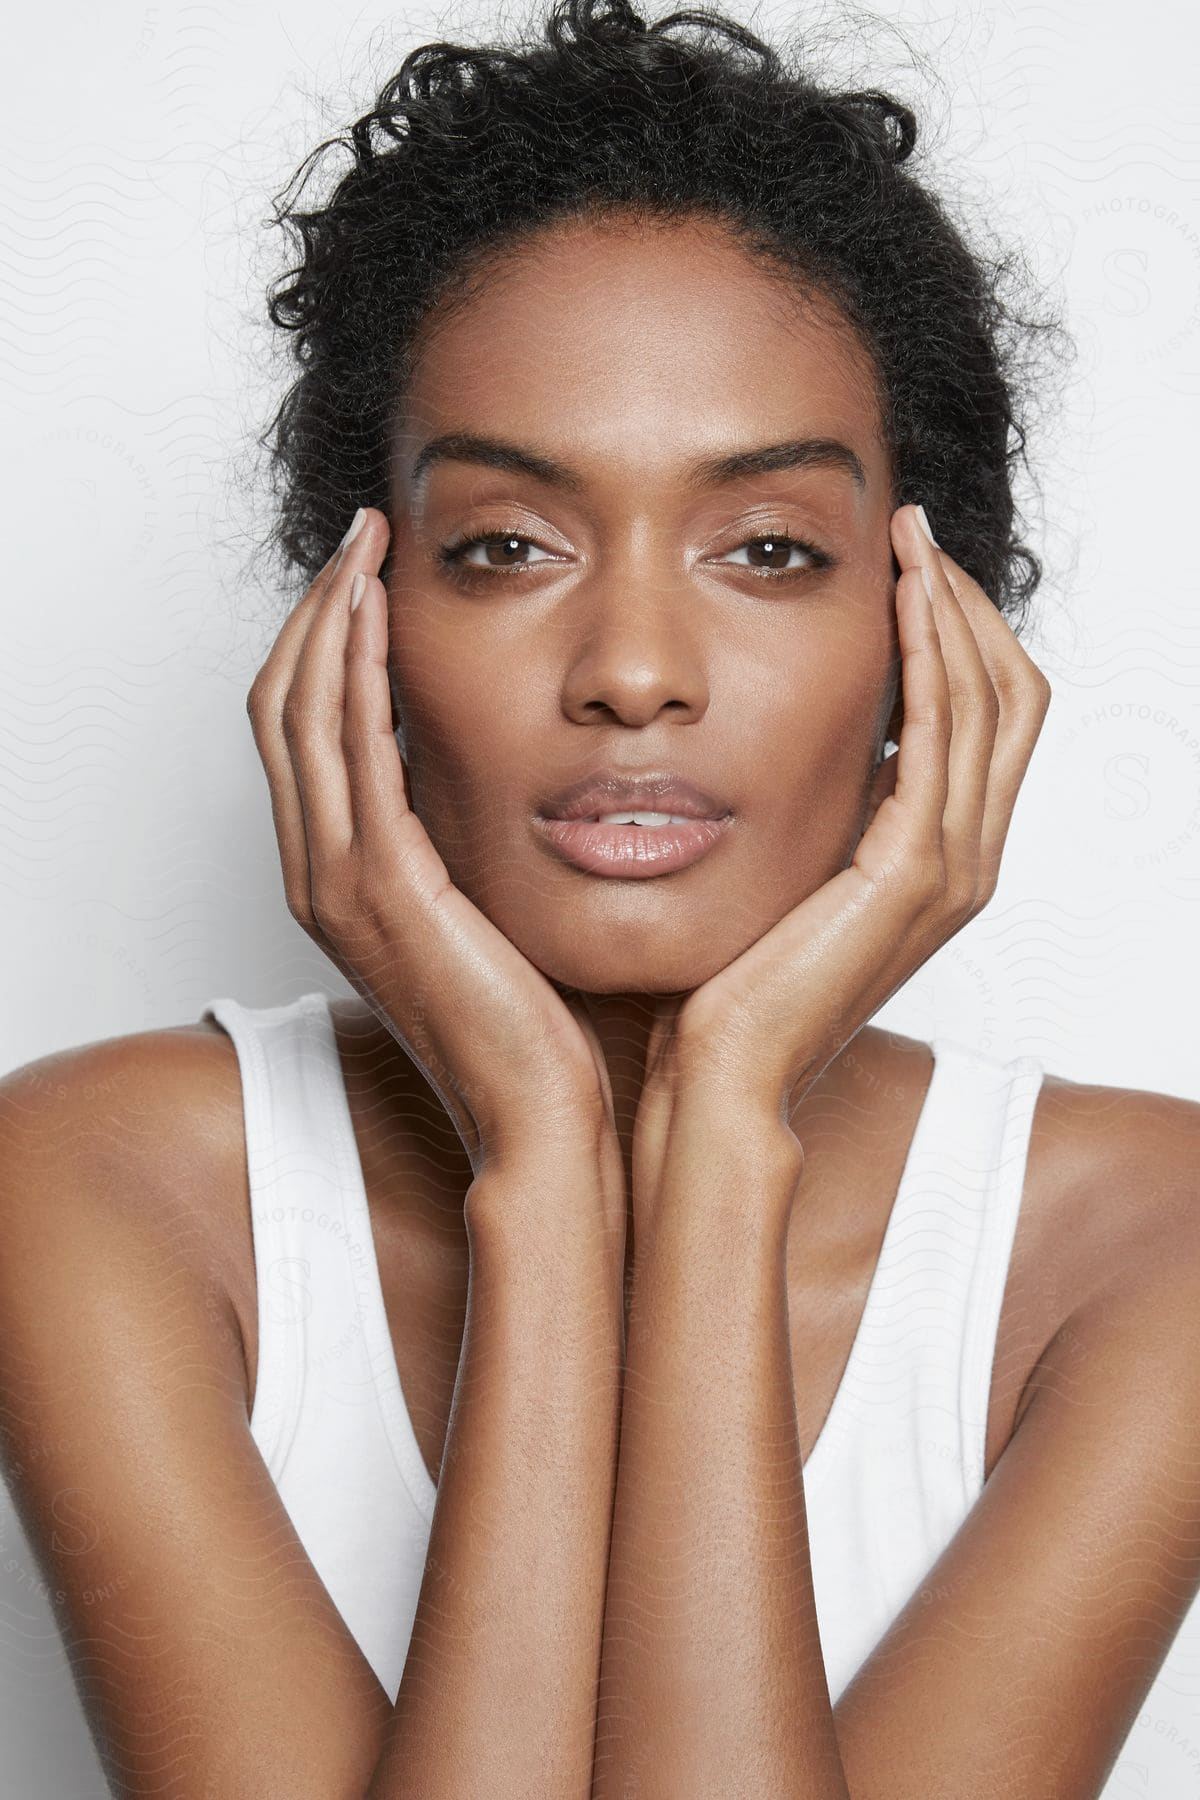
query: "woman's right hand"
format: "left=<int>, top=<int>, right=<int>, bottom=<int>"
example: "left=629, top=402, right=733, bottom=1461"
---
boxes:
left=245, top=505, right=619, bottom=1183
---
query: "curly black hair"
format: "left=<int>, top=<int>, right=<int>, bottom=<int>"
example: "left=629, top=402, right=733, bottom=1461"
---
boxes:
left=259, top=0, right=1071, bottom=636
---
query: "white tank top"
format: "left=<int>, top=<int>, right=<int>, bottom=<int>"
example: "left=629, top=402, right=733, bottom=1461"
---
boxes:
left=201, top=989, right=1045, bottom=1707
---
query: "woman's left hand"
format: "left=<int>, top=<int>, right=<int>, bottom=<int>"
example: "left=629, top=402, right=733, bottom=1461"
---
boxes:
left=633, top=503, right=1052, bottom=1190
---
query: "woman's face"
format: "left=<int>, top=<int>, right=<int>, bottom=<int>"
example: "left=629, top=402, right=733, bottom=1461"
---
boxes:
left=385, top=213, right=902, bottom=995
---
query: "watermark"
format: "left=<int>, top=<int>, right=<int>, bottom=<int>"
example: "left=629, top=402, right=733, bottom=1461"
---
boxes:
left=1073, top=188, right=1200, bottom=368
left=42, top=423, right=162, bottom=569
left=1050, top=698, right=1200, bottom=876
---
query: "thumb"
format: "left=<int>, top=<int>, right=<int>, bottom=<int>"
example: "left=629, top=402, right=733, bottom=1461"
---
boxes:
left=861, top=747, right=900, bottom=839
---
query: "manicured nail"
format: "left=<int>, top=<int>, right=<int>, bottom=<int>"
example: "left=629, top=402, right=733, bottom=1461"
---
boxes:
left=349, top=571, right=366, bottom=612
left=914, top=504, right=939, bottom=547
left=340, top=506, right=366, bottom=550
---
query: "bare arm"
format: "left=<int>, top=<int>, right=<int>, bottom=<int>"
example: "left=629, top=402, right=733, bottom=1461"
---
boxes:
left=591, top=504, right=1059, bottom=1795
left=0, top=1038, right=623, bottom=1800
left=590, top=1099, right=845, bottom=1799
left=237, top=500, right=630, bottom=1787
left=593, top=1081, right=1200, bottom=1800
left=366, top=1141, right=624, bottom=1799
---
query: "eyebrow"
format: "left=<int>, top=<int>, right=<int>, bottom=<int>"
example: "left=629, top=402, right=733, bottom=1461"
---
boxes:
left=408, top=430, right=867, bottom=497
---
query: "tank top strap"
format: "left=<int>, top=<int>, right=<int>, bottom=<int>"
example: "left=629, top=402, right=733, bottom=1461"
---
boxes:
left=801, top=1031, right=1044, bottom=1503
left=940, top=1033, right=1046, bottom=1496
left=805, top=1034, right=1046, bottom=1701
left=202, top=991, right=438, bottom=1524
left=905, top=1031, right=1045, bottom=1507
left=201, top=991, right=360, bottom=1480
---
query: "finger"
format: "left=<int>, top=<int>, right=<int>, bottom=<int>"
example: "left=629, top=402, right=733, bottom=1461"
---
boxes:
left=285, top=511, right=388, bottom=862
left=885, top=546, right=951, bottom=871
left=893, top=506, right=999, bottom=900
left=246, top=516, right=372, bottom=927
left=256, top=511, right=369, bottom=694
left=860, top=741, right=898, bottom=838
left=919, top=539, right=1052, bottom=875
left=342, top=569, right=418, bottom=850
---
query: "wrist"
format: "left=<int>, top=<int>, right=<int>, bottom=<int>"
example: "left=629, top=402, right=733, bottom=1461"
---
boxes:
left=478, top=1083, right=612, bottom=1169
left=634, top=1082, right=804, bottom=1232
left=465, top=1143, right=626, bottom=1281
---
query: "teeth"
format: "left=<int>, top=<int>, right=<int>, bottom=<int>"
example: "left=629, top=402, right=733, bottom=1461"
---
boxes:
left=595, top=810, right=696, bottom=826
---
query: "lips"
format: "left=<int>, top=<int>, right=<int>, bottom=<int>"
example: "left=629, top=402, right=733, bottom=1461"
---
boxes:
left=536, top=768, right=732, bottom=823
left=532, top=767, right=734, bottom=878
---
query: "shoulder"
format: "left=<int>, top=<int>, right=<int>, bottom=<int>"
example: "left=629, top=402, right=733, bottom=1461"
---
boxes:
left=0, top=1025, right=396, bottom=1782
left=0, top=1019, right=251, bottom=1337
left=882, top=1026, right=1198, bottom=1332
left=1006, top=1064, right=1200, bottom=1450
left=1024, top=1065, right=1199, bottom=1308
left=1, top=1013, right=240, bottom=1119
left=1, top=1017, right=243, bottom=1185
left=833, top=1067, right=1200, bottom=1787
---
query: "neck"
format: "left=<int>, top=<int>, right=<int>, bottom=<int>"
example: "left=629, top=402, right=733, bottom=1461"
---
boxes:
left=337, top=987, right=891, bottom=1273
left=563, top=991, right=884, bottom=1335
left=567, top=988, right=879, bottom=1186
left=564, top=991, right=662, bottom=1198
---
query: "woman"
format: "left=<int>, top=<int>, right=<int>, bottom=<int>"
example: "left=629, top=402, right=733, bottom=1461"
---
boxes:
left=3, top=0, right=1198, bottom=1795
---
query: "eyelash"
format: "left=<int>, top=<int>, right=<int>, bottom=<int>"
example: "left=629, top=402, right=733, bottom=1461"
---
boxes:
left=436, top=528, right=834, bottom=583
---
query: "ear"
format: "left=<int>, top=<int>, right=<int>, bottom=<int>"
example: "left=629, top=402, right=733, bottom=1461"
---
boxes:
left=878, top=689, right=904, bottom=761
left=387, top=662, right=408, bottom=753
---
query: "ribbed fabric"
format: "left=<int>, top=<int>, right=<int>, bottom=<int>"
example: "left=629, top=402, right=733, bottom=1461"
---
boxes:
left=202, top=991, right=1044, bottom=1706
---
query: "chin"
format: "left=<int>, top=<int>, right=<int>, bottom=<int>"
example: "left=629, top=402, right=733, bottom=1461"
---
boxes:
left=502, top=913, right=745, bottom=998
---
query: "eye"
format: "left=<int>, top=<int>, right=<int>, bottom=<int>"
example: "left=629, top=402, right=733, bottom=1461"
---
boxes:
left=436, top=527, right=833, bottom=582
left=438, top=531, right=557, bottom=574
left=716, top=534, right=831, bottom=578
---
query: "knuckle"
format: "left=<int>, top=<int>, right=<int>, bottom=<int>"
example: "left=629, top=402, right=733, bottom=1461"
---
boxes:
left=308, top=885, right=346, bottom=938
left=977, top=686, right=1001, bottom=727
left=999, top=662, right=1050, bottom=713
left=912, top=697, right=951, bottom=734
left=283, top=686, right=338, bottom=745
left=283, top=884, right=315, bottom=930
left=245, top=677, right=271, bottom=728
left=915, top=851, right=950, bottom=907
left=1014, top=681, right=1052, bottom=738
left=280, top=693, right=304, bottom=742
left=947, top=876, right=982, bottom=920
left=341, top=729, right=371, bottom=775
left=308, top=864, right=364, bottom=941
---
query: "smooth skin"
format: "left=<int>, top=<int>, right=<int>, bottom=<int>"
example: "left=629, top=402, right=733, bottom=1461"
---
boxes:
left=1, top=212, right=1199, bottom=1798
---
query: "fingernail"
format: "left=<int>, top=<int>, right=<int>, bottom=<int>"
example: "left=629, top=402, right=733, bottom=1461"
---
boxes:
left=349, top=571, right=366, bottom=612
left=914, top=504, right=939, bottom=547
left=340, top=506, right=366, bottom=551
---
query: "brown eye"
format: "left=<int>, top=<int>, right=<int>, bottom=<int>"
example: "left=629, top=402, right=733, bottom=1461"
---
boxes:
left=750, top=538, right=794, bottom=570
left=439, top=532, right=555, bottom=572
left=722, top=535, right=829, bottom=576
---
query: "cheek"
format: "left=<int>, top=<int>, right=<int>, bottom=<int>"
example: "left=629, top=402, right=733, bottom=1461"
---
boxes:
left=751, top=641, right=886, bottom=784
left=386, top=630, right=536, bottom=865
left=744, top=641, right=890, bottom=886
left=385, top=630, right=471, bottom=799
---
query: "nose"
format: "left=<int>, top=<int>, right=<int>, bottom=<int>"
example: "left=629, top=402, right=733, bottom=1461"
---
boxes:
left=557, top=559, right=711, bottom=729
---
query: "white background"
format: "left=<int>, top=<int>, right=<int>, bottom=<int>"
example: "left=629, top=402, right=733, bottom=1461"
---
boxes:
left=3, top=0, right=1199, bottom=1792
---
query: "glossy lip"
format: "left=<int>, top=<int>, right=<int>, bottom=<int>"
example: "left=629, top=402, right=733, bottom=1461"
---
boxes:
left=535, top=768, right=732, bottom=823
left=531, top=814, right=733, bottom=878
left=532, top=768, right=735, bottom=878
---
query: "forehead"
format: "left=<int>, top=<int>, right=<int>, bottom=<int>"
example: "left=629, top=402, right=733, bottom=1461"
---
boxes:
left=393, top=214, right=887, bottom=494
